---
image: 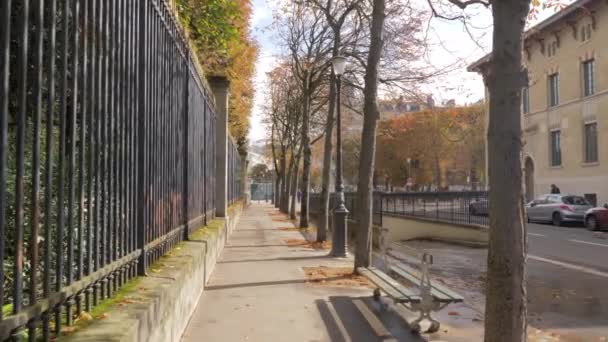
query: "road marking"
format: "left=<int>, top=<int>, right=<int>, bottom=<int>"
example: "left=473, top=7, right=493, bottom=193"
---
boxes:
left=569, top=239, right=608, bottom=248
left=528, top=233, right=545, bottom=237
left=529, top=254, right=608, bottom=278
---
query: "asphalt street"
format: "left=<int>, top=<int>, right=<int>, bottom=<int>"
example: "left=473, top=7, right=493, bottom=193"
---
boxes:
left=393, top=222, right=608, bottom=340
left=525, top=223, right=608, bottom=337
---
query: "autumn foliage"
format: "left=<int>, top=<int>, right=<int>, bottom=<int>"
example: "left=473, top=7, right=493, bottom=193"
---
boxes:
left=174, top=0, right=258, bottom=152
left=374, top=104, right=487, bottom=190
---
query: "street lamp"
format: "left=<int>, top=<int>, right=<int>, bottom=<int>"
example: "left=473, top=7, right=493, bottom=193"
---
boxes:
left=406, top=158, right=412, bottom=192
left=330, top=55, right=348, bottom=258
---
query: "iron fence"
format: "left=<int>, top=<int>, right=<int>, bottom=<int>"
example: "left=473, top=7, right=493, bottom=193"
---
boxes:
left=309, top=191, right=489, bottom=228
left=228, top=138, right=242, bottom=206
left=309, top=192, right=382, bottom=226
left=379, top=191, right=489, bottom=227
left=0, top=0, right=242, bottom=340
left=250, top=183, right=274, bottom=201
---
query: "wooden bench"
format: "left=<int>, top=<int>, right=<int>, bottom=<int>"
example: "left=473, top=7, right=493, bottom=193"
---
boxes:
left=357, top=228, right=463, bottom=334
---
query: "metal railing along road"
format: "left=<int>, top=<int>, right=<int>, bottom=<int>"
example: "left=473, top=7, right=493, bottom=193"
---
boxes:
left=309, top=191, right=489, bottom=228
left=0, top=0, right=243, bottom=339
left=379, top=191, right=489, bottom=227
left=309, top=192, right=382, bottom=226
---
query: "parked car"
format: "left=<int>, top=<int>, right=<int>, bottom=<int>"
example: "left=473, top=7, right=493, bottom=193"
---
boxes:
left=526, top=194, right=592, bottom=226
left=469, top=198, right=489, bottom=216
left=584, top=204, right=608, bottom=231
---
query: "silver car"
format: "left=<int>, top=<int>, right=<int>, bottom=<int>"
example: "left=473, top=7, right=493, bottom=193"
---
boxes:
left=526, top=194, right=592, bottom=226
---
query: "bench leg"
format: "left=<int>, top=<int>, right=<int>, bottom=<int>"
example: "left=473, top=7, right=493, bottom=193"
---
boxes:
left=409, top=307, right=441, bottom=334
left=371, top=288, right=389, bottom=312
left=373, top=288, right=381, bottom=301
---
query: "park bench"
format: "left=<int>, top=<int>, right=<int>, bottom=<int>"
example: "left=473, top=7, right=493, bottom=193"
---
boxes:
left=356, top=228, right=463, bottom=334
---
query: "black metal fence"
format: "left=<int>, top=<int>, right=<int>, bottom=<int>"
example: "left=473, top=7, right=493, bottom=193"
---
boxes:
left=310, top=191, right=489, bottom=228
left=379, top=191, right=489, bottom=227
left=228, top=138, right=242, bottom=206
left=0, top=0, right=242, bottom=340
left=250, top=182, right=274, bottom=201
left=309, top=192, right=383, bottom=226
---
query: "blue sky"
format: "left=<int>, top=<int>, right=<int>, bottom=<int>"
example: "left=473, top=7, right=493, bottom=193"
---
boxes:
left=247, top=0, right=565, bottom=143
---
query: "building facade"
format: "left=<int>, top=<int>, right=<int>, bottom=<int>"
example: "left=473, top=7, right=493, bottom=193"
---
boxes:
left=470, top=0, right=608, bottom=205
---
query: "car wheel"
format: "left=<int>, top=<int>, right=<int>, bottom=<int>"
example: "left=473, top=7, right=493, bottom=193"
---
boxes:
left=552, top=212, right=563, bottom=227
left=586, top=215, right=599, bottom=231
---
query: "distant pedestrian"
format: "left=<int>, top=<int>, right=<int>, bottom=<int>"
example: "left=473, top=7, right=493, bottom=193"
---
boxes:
left=297, top=190, right=302, bottom=203
left=550, top=184, right=561, bottom=194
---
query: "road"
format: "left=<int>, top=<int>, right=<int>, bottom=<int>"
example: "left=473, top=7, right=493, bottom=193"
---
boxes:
left=392, top=222, right=608, bottom=340
left=525, top=223, right=608, bottom=338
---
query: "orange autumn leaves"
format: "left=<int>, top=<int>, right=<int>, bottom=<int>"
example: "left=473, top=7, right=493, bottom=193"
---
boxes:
left=375, top=104, right=486, bottom=188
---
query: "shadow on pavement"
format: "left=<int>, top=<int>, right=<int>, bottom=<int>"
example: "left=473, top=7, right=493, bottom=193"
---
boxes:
left=217, top=255, right=331, bottom=264
left=205, top=275, right=356, bottom=291
left=316, top=296, right=427, bottom=342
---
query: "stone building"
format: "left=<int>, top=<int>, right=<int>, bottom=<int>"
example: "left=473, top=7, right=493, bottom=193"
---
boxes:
left=469, top=0, right=608, bottom=205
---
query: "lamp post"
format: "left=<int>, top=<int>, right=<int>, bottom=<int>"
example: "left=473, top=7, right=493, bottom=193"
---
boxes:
left=406, top=158, right=411, bottom=191
left=330, top=56, right=348, bottom=257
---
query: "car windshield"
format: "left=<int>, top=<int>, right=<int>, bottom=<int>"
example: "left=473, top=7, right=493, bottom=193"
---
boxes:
left=561, top=196, right=589, bottom=206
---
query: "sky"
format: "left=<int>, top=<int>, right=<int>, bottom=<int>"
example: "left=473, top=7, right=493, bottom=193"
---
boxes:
left=246, top=0, right=565, bottom=145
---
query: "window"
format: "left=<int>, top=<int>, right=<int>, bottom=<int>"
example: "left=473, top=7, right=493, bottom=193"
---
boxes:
left=582, top=59, right=595, bottom=96
left=547, top=41, right=558, bottom=57
left=548, top=73, right=559, bottom=107
left=584, top=122, right=598, bottom=163
left=550, top=130, right=561, bottom=166
left=562, top=196, right=590, bottom=206
left=584, top=193, right=597, bottom=206
left=581, top=23, right=592, bottom=42
left=522, top=87, right=530, bottom=114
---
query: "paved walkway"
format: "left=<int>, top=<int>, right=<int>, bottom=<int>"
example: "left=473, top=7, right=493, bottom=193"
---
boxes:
left=180, top=203, right=480, bottom=342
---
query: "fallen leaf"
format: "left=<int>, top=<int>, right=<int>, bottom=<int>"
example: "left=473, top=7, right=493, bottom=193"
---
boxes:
left=78, top=312, right=93, bottom=321
left=62, top=326, right=76, bottom=333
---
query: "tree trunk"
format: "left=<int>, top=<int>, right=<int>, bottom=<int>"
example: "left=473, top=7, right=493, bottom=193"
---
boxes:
left=299, top=74, right=312, bottom=228
left=354, top=0, right=385, bottom=269
left=484, top=0, right=530, bottom=340
left=318, top=36, right=341, bottom=242
left=290, top=161, right=300, bottom=220
left=279, top=148, right=288, bottom=212
left=274, top=176, right=281, bottom=207
left=282, top=154, right=295, bottom=213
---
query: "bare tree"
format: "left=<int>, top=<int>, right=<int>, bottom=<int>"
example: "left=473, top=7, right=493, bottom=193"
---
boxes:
left=354, top=0, right=385, bottom=268
left=305, top=0, right=362, bottom=242
left=281, top=3, right=333, bottom=228
left=428, top=0, right=534, bottom=339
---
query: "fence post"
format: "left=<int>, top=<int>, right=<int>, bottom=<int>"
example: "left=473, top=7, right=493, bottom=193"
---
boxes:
left=182, top=51, right=190, bottom=240
left=208, top=76, right=230, bottom=217
left=136, top=0, right=148, bottom=276
left=241, top=154, right=249, bottom=205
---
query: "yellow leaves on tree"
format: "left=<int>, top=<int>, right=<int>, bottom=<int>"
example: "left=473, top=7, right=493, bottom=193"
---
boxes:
left=175, top=0, right=258, bottom=153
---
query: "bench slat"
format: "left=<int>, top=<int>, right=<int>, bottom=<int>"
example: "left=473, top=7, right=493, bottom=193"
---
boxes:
left=357, top=267, right=420, bottom=304
left=370, top=267, right=422, bottom=303
left=390, top=263, right=463, bottom=303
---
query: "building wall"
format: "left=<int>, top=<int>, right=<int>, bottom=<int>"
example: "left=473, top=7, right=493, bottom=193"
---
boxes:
left=523, top=0, right=608, bottom=205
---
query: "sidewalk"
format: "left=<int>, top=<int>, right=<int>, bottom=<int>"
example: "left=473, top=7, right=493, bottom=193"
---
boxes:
left=180, top=203, right=480, bottom=342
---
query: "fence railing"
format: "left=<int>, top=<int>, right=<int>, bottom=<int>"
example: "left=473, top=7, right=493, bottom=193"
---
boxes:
left=228, top=138, right=242, bottom=206
left=0, top=0, right=242, bottom=340
left=310, top=191, right=489, bottom=228
left=379, top=191, right=489, bottom=227
left=250, top=182, right=274, bottom=201
left=309, top=192, right=382, bottom=226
